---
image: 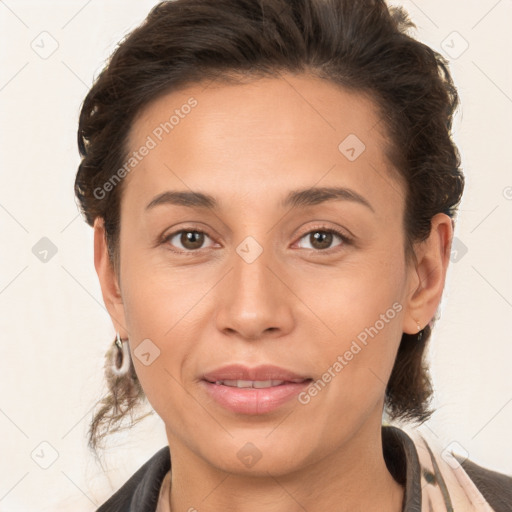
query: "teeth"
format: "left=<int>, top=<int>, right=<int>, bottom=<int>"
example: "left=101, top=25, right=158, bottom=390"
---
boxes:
left=215, top=379, right=286, bottom=388
left=254, top=380, right=284, bottom=388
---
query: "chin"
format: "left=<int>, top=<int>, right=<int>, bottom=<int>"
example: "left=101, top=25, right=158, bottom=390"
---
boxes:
left=191, top=430, right=316, bottom=478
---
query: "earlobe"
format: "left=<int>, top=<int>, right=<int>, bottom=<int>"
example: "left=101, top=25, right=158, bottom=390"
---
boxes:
left=403, top=213, right=453, bottom=335
left=93, top=217, right=129, bottom=337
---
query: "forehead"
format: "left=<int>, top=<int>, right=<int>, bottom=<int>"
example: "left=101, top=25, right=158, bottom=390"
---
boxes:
left=123, top=73, right=404, bottom=215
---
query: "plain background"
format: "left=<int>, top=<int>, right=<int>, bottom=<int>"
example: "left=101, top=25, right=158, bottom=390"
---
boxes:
left=0, top=0, right=511, bottom=510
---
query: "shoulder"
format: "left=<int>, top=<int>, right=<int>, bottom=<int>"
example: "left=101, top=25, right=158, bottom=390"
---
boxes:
left=459, top=457, right=512, bottom=512
left=96, top=446, right=171, bottom=512
left=390, top=425, right=512, bottom=512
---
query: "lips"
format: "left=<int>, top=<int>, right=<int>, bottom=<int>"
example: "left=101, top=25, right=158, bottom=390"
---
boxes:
left=202, top=364, right=310, bottom=383
left=201, top=364, right=312, bottom=414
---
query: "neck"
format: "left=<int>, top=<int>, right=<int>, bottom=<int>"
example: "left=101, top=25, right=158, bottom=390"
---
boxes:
left=165, top=421, right=404, bottom=512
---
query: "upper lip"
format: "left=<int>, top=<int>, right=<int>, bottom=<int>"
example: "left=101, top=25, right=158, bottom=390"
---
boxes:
left=202, top=364, right=311, bottom=383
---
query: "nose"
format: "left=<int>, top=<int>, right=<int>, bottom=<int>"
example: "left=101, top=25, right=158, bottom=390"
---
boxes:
left=215, top=243, right=295, bottom=341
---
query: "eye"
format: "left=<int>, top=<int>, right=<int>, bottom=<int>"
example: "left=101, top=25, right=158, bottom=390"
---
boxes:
left=163, top=229, right=216, bottom=252
left=295, top=227, right=351, bottom=252
left=161, top=225, right=351, bottom=254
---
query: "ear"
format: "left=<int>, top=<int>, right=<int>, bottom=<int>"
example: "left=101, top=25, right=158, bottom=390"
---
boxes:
left=402, top=213, right=453, bottom=334
left=93, top=217, right=129, bottom=338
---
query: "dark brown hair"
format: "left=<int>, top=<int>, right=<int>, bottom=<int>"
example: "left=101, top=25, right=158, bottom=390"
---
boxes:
left=75, top=0, right=464, bottom=455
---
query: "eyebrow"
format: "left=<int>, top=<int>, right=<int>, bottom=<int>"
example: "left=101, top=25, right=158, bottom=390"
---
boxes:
left=145, top=186, right=374, bottom=213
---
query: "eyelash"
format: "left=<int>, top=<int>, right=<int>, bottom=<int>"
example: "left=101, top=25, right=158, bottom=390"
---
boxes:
left=161, top=225, right=353, bottom=255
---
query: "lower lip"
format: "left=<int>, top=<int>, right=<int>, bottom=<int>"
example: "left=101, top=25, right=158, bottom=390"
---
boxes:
left=201, top=380, right=311, bottom=415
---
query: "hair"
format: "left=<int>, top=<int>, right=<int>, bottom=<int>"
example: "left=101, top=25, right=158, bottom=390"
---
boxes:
left=75, top=0, right=464, bottom=456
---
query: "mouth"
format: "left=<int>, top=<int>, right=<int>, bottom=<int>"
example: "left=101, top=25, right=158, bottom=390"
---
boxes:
left=206, top=378, right=309, bottom=388
left=202, top=363, right=311, bottom=383
left=201, top=365, right=313, bottom=415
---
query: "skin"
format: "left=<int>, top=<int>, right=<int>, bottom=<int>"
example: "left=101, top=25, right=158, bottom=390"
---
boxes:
left=94, top=72, right=452, bottom=512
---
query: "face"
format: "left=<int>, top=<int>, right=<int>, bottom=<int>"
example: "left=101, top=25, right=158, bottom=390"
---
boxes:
left=98, top=73, right=432, bottom=476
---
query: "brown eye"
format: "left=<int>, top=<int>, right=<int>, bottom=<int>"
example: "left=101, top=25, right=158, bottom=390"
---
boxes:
left=181, top=231, right=205, bottom=250
left=309, top=231, right=333, bottom=250
left=296, top=228, right=348, bottom=251
left=165, top=230, right=215, bottom=252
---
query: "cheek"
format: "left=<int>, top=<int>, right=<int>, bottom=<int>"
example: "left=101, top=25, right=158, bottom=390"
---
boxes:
left=120, top=238, right=213, bottom=338
left=118, top=248, right=220, bottom=419
left=293, top=251, right=407, bottom=411
left=296, top=248, right=406, bottom=344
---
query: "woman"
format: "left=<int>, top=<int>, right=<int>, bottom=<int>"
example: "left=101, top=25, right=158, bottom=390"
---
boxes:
left=74, top=0, right=512, bottom=510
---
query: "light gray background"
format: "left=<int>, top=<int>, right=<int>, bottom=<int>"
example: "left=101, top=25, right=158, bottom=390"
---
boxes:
left=0, top=0, right=511, bottom=510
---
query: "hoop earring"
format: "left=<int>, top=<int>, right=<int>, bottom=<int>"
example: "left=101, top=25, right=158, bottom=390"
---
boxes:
left=112, top=331, right=131, bottom=377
